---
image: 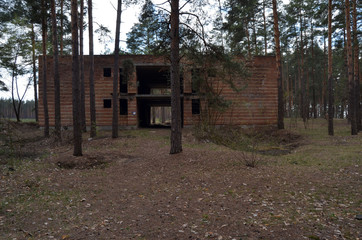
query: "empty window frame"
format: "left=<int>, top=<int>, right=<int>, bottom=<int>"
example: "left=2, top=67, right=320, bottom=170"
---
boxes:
left=191, top=68, right=201, bottom=94
left=103, top=68, right=111, bottom=77
left=120, top=69, right=128, bottom=93
left=180, top=73, right=184, bottom=94
left=192, top=99, right=200, bottom=115
left=120, top=99, right=128, bottom=115
left=103, top=99, right=111, bottom=108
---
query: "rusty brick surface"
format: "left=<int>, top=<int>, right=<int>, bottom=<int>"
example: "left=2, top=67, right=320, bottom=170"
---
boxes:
left=38, top=55, right=277, bottom=127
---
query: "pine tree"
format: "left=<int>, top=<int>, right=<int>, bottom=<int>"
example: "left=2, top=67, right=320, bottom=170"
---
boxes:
left=112, top=0, right=122, bottom=138
left=170, top=0, right=182, bottom=154
left=328, top=0, right=334, bottom=135
left=88, top=0, right=97, bottom=138
left=41, top=0, right=49, bottom=137
left=345, top=0, right=357, bottom=135
left=272, top=0, right=284, bottom=129
left=223, top=0, right=260, bottom=56
left=126, top=0, right=168, bottom=54
left=352, top=0, right=361, bottom=131
left=51, top=0, right=61, bottom=140
left=80, top=0, right=87, bottom=132
left=71, top=0, right=82, bottom=156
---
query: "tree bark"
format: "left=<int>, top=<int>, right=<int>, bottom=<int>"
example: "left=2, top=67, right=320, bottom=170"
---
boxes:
left=71, top=0, right=82, bottom=156
left=345, top=0, right=357, bottom=135
left=112, top=0, right=122, bottom=138
left=60, top=0, right=64, bottom=55
left=51, top=0, right=62, bottom=141
left=170, top=0, right=182, bottom=154
left=42, top=0, right=49, bottom=137
left=311, top=25, right=317, bottom=119
left=352, top=0, right=361, bottom=131
left=88, top=0, right=97, bottom=138
left=323, top=35, right=327, bottom=118
left=340, top=101, right=345, bottom=119
left=252, top=19, right=257, bottom=56
left=328, top=0, right=334, bottom=135
left=31, top=24, right=38, bottom=123
left=11, top=52, right=20, bottom=122
left=272, top=0, right=284, bottom=129
left=246, top=21, right=251, bottom=59
left=80, top=0, right=86, bottom=132
left=263, top=0, right=267, bottom=56
left=299, top=10, right=306, bottom=125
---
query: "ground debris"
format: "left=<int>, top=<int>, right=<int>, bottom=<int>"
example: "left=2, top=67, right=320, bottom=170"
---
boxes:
left=1, top=121, right=361, bottom=239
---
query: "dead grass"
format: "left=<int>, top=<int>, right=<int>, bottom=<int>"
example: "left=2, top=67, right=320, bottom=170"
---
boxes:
left=0, top=118, right=361, bottom=239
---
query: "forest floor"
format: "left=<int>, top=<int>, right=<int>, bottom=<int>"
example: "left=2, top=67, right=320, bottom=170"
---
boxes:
left=0, top=118, right=361, bottom=240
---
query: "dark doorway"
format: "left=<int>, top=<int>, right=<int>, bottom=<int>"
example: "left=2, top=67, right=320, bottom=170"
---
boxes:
left=137, top=97, right=183, bottom=128
left=136, top=65, right=183, bottom=128
left=137, top=66, right=170, bottom=94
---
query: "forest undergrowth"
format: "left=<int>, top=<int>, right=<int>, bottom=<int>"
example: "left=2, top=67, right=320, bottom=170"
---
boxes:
left=0, top=118, right=361, bottom=239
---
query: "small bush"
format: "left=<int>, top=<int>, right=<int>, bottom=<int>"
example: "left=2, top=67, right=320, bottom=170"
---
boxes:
left=237, top=142, right=261, bottom=168
left=194, top=124, right=262, bottom=167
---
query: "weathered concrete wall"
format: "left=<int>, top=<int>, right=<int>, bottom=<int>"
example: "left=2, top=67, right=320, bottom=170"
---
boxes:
left=38, top=55, right=277, bottom=127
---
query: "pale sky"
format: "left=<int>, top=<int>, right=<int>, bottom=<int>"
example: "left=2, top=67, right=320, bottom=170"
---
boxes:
left=90, top=0, right=143, bottom=54
left=1, top=0, right=144, bottom=101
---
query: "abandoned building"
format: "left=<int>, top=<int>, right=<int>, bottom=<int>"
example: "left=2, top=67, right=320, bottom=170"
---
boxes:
left=38, top=55, right=278, bottom=128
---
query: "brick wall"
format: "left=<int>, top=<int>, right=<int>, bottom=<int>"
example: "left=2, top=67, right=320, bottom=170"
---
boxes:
left=38, top=55, right=277, bottom=127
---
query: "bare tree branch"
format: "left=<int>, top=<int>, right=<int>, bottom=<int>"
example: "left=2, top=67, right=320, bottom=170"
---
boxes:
left=154, top=5, right=171, bottom=14
left=179, top=0, right=193, bottom=11
left=154, top=0, right=170, bottom=6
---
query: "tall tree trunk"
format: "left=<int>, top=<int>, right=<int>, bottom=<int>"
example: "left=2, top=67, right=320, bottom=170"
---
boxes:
left=289, top=75, right=293, bottom=118
left=42, top=0, right=49, bottom=137
left=343, top=27, right=349, bottom=122
left=272, top=0, right=284, bottom=129
left=328, top=0, right=334, bottom=135
left=345, top=0, right=357, bottom=135
left=112, top=0, right=122, bottom=138
left=285, top=62, right=289, bottom=117
left=295, top=75, right=298, bottom=117
left=11, top=53, right=20, bottom=122
left=31, top=23, right=38, bottom=123
left=51, top=0, right=62, bottom=141
left=263, top=0, right=267, bottom=55
left=80, top=0, right=86, bottom=132
left=299, top=10, right=306, bottom=125
left=340, top=101, right=345, bottom=118
left=323, top=35, right=327, bottom=118
left=306, top=70, right=310, bottom=118
left=60, top=0, right=64, bottom=55
left=253, top=19, right=257, bottom=56
left=88, top=0, right=97, bottom=138
left=246, top=21, right=251, bottom=59
left=170, top=0, right=182, bottom=154
left=311, top=25, right=317, bottom=119
left=352, top=0, right=361, bottom=131
left=217, top=0, right=224, bottom=50
left=71, top=0, right=82, bottom=156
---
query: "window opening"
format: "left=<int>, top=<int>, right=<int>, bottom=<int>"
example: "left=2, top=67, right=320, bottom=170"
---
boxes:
left=191, top=68, right=201, bottom=94
left=192, top=99, right=200, bottom=115
left=120, top=69, right=128, bottom=93
left=103, top=68, right=111, bottom=77
left=120, top=99, right=128, bottom=115
left=103, top=99, right=111, bottom=108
